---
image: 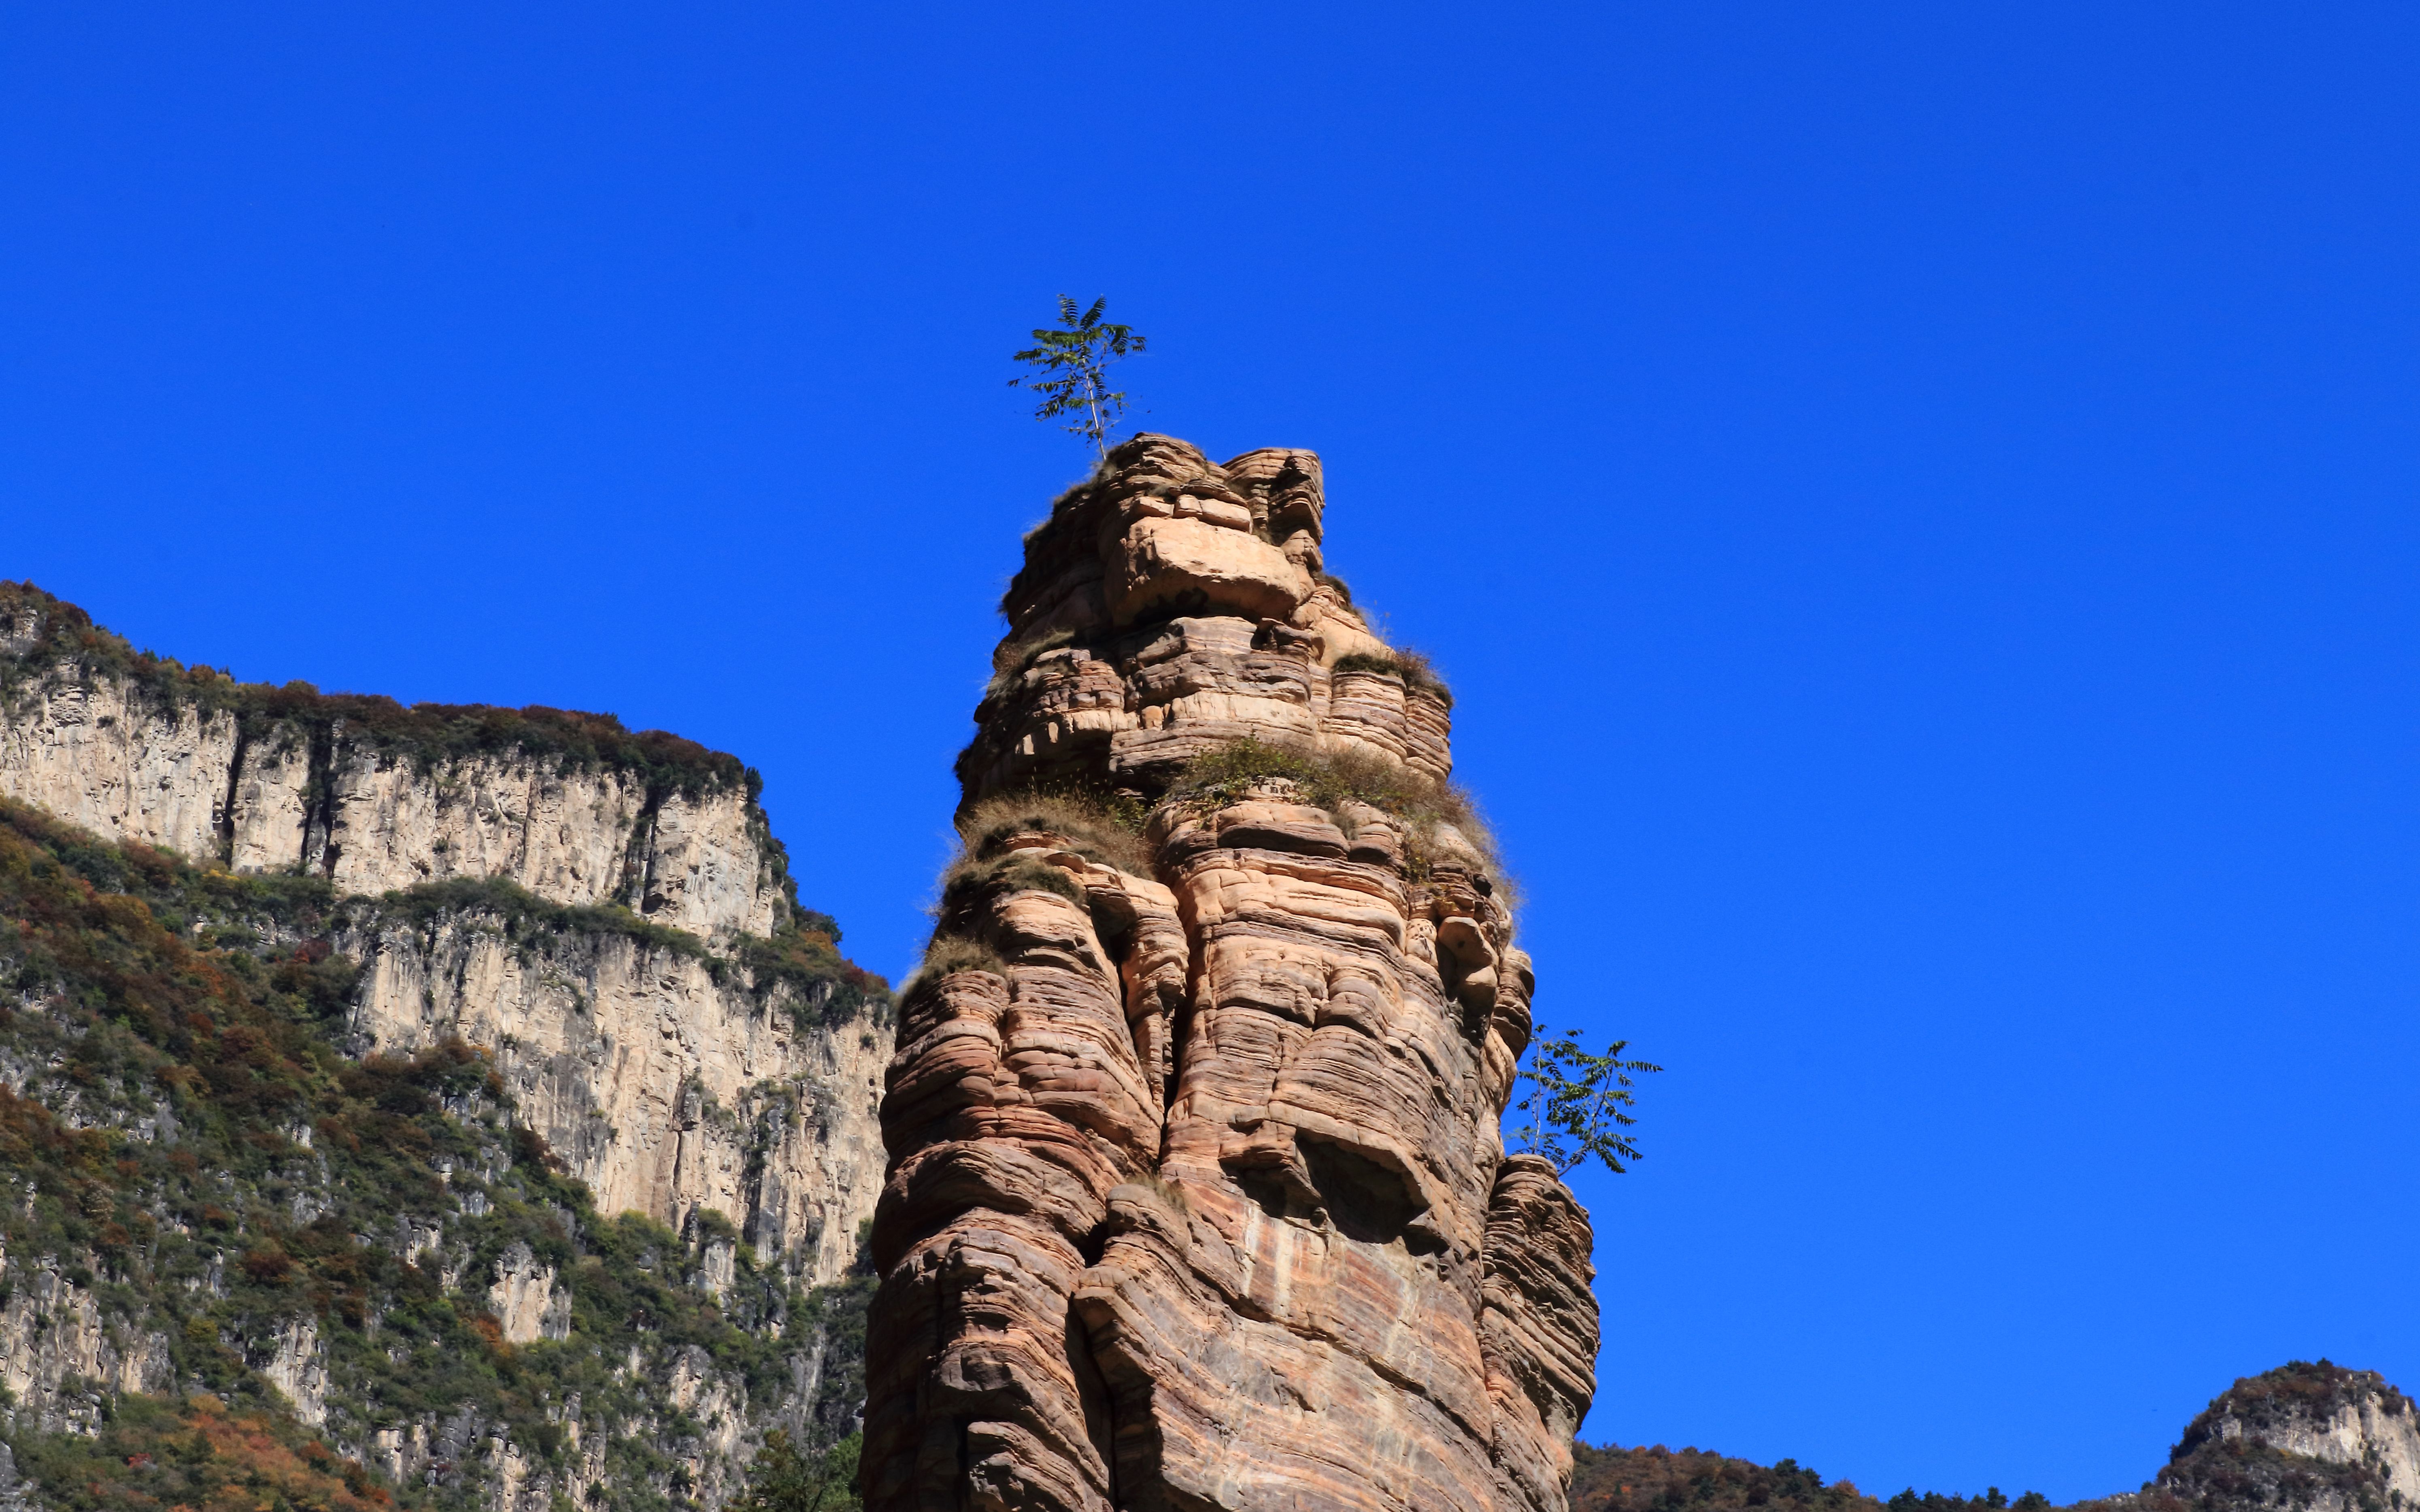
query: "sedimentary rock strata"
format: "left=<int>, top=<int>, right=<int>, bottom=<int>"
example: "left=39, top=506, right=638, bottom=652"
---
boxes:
left=868, top=436, right=1598, bottom=1512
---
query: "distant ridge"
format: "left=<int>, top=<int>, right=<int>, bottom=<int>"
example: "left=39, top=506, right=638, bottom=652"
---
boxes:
left=1573, top=1361, right=2419, bottom=1512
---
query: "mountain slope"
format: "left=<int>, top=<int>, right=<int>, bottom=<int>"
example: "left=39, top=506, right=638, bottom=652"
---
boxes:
left=0, top=581, right=888, bottom=1285
left=0, top=583, right=893, bottom=1510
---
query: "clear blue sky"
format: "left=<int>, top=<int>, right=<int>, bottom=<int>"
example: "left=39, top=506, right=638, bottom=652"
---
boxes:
left=5, top=4, right=2414, bottom=1501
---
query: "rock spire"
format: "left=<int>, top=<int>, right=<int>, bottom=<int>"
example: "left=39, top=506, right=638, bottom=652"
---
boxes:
left=866, top=435, right=1599, bottom=1512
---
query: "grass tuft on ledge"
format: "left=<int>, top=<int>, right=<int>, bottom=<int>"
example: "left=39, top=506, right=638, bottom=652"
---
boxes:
left=1330, top=646, right=1454, bottom=708
left=1170, top=736, right=1504, bottom=890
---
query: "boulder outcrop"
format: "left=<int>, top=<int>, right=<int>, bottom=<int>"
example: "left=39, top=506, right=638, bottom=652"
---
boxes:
left=867, top=437, right=1598, bottom=1512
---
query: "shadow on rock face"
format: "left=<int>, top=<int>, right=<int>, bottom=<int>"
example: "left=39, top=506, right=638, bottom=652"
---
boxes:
left=1299, top=1133, right=1435, bottom=1250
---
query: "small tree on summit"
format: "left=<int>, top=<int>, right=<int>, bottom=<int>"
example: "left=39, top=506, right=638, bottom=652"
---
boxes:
left=1507, top=1025, right=1661, bottom=1178
left=1010, top=296, right=1148, bottom=457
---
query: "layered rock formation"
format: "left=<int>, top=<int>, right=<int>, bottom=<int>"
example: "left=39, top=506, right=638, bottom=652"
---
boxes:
left=866, top=437, right=1598, bottom=1512
left=0, top=585, right=900, bottom=1510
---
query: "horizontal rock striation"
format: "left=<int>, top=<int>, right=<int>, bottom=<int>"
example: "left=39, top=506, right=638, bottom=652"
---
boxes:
left=958, top=440, right=1425, bottom=807
left=867, top=437, right=1597, bottom=1512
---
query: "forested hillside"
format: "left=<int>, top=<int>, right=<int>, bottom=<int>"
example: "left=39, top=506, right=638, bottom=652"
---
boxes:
left=0, top=797, right=871, bottom=1510
left=1568, top=1443, right=2055, bottom=1512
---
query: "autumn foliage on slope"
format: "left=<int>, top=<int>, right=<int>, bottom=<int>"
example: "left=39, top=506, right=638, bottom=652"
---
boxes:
left=1569, top=1444, right=2055, bottom=1512
left=0, top=795, right=874, bottom=1507
left=11, top=1392, right=391, bottom=1512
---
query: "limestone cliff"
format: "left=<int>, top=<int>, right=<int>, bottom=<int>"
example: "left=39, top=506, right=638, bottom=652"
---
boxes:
left=866, top=437, right=1599, bottom=1512
left=0, top=1253, right=176, bottom=1435
left=0, top=792, right=887, bottom=1511
left=0, top=582, right=885, bottom=1287
left=2133, top=1362, right=2420, bottom=1512
left=0, top=585, right=893, bottom=1512
left=0, top=586, right=784, bottom=943
left=340, top=903, right=887, bottom=1285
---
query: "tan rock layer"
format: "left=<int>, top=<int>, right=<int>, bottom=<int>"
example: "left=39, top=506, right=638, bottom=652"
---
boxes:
left=0, top=1259, right=174, bottom=1435
left=957, top=441, right=1438, bottom=811
left=0, top=592, right=884, bottom=1285
left=872, top=437, right=1597, bottom=1512
left=0, top=661, right=784, bottom=943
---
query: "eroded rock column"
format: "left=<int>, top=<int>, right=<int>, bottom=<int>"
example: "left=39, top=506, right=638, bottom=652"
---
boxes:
left=868, top=436, right=1598, bottom=1512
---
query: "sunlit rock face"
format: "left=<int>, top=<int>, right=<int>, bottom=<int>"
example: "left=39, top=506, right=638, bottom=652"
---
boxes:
left=866, top=435, right=1599, bottom=1512
left=0, top=589, right=887, bottom=1285
left=0, top=593, right=787, bottom=947
left=2152, top=1363, right=2420, bottom=1512
left=340, top=913, right=889, bottom=1287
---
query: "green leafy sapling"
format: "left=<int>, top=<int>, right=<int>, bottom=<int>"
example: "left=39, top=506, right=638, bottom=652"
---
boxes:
left=1009, top=296, right=1148, bottom=457
left=1507, top=1024, right=1662, bottom=1177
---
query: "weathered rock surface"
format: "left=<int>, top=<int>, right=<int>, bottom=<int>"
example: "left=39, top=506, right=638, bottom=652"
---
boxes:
left=868, top=436, right=1597, bottom=1512
left=0, top=1254, right=174, bottom=1434
left=0, top=584, right=894, bottom=1512
left=2135, top=1362, right=2420, bottom=1512
left=0, top=583, right=888, bottom=1285
left=341, top=906, right=887, bottom=1285
left=0, top=590, right=786, bottom=944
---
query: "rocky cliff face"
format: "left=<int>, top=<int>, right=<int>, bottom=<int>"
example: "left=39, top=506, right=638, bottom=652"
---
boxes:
left=0, top=583, right=884, bottom=1288
left=0, top=792, right=886, bottom=1511
left=0, top=1252, right=176, bottom=1435
left=342, top=908, right=888, bottom=1285
left=0, top=586, right=892, bottom=1511
left=0, top=588, right=785, bottom=943
left=865, top=436, right=1598, bottom=1512
left=2137, top=1362, right=2420, bottom=1512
